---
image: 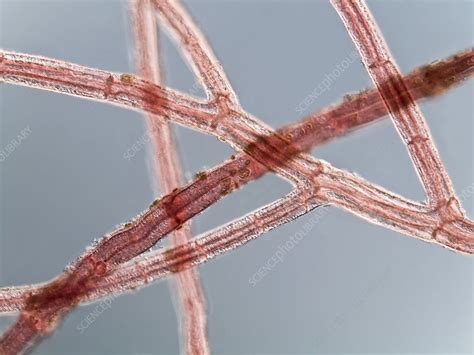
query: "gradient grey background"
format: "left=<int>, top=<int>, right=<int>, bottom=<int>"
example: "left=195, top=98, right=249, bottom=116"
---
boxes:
left=0, top=0, right=473, bottom=354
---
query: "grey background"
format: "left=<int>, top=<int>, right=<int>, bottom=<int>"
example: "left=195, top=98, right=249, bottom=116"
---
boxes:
left=0, top=0, right=473, bottom=354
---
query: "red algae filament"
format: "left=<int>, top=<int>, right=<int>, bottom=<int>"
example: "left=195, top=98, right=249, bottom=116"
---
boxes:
left=0, top=2, right=472, bottom=353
